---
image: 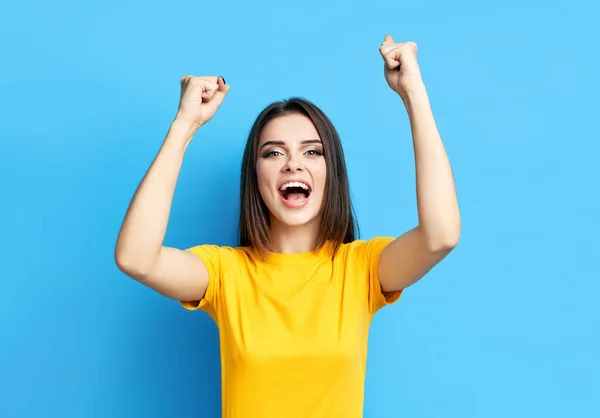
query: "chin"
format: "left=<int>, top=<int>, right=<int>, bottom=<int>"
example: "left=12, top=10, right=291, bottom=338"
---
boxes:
left=264, top=190, right=323, bottom=228
left=272, top=210, right=321, bottom=228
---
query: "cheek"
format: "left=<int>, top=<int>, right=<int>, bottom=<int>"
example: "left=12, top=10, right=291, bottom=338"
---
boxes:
left=256, top=163, right=274, bottom=198
left=310, top=160, right=327, bottom=188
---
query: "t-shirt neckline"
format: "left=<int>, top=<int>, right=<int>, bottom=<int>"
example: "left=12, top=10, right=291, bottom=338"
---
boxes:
left=261, top=241, right=335, bottom=265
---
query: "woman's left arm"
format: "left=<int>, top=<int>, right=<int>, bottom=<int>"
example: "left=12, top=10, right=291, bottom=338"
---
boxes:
left=376, top=35, right=461, bottom=292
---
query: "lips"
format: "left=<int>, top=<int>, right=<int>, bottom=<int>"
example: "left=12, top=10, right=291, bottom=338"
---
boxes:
left=278, top=180, right=312, bottom=208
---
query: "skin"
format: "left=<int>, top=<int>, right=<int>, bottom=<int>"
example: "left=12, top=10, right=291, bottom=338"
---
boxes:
left=376, top=35, right=460, bottom=292
left=113, top=76, right=229, bottom=302
left=114, top=34, right=460, bottom=303
left=256, top=114, right=327, bottom=254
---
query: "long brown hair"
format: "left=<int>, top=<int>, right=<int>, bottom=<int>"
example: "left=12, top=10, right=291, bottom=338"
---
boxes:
left=239, top=97, right=359, bottom=256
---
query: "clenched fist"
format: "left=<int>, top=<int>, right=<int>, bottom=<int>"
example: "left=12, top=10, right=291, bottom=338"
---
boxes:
left=176, top=75, right=230, bottom=127
left=379, top=35, right=424, bottom=100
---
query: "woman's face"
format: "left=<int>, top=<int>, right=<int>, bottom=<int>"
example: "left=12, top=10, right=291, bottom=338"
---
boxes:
left=256, top=113, right=327, bottom=229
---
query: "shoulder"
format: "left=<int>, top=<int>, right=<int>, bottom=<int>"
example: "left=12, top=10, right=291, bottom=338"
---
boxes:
left=185, top=243, right=257, bottom=268
left=338, top=237, right=403, bottom=312
left=336, top=236, right=396, bottom=261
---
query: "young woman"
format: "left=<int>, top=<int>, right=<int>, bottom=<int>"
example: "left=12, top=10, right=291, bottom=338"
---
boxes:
left=115, top=35, right=460, bottom=418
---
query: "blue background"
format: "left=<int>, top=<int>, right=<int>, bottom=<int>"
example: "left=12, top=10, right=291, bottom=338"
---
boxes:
left=1, top=0, right=598, bottom=417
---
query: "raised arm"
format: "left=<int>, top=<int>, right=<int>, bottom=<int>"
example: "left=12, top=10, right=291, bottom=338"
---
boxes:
left=376, top=36, right=461, bottom=292
left=114, top=75, right=229, bottom=302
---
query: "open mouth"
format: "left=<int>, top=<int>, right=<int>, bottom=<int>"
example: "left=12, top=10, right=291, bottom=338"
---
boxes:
left=278, top=181, right=312, bottom=202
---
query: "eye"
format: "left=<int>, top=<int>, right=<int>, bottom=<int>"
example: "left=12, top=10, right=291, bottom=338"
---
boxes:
left=305, top=148, right=323, bottom=156
left=262, top=150, right=283, bottom=158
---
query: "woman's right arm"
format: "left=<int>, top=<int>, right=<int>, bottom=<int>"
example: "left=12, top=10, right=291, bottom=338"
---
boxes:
left=114, top=75, right=229, bottom=302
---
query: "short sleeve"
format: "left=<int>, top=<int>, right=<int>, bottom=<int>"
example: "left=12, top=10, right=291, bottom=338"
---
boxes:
left=360, top=236, right=403, bottom=315
left=179, top=244, right=222, bottom=320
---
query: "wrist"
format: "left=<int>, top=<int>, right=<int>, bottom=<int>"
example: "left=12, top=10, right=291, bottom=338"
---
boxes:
left=173, top=114, right=202, bottom=131
left=399, top=83, right=429, bottom=112
left=167, top=117, right=201, bottom=151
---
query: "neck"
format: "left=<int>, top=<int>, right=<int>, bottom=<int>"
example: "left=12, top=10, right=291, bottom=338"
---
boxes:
left=268, top=217, right=321, bottom=254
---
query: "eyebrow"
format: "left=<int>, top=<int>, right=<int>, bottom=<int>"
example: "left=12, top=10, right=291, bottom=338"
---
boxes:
left=259, top=139, right=322, bottom=150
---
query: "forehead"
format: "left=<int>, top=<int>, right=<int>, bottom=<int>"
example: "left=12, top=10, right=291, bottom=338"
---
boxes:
left=258, top=113, right=321, bottom=146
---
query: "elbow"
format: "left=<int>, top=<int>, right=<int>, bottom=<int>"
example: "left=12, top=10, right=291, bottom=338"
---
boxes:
left=428, top=239, right=458, bottom=255
left=114, top=251, right=134, bottom=276
left=114, top=249, right=151, bottom=278
left=434, top=235, right=459, bottom=253
left=425, top=226, right=460, bottom=254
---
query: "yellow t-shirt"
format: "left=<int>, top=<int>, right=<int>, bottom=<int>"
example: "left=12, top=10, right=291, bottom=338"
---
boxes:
left=181, top=237, right=402, bottom=418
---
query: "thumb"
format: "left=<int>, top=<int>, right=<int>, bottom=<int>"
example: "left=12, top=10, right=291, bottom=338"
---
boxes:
left=211, top=76, right=230, bottom=104
left=384, top=54, right=400, bottom=70
left=379, top=37, right=400, bottom=69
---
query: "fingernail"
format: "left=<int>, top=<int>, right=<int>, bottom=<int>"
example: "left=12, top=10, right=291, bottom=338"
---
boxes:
left=220, top=75, right=226, bottom=84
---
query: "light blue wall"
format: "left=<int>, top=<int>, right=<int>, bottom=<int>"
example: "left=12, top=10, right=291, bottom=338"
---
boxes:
left=2, top=1, right=599, bottom=417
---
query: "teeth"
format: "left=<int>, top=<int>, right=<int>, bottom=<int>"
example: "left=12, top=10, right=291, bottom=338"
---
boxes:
left=280, top=181, right=310, bottom=191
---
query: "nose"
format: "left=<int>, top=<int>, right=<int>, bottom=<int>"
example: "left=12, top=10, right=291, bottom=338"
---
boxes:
left=283, top=154, right=304, bottom=172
